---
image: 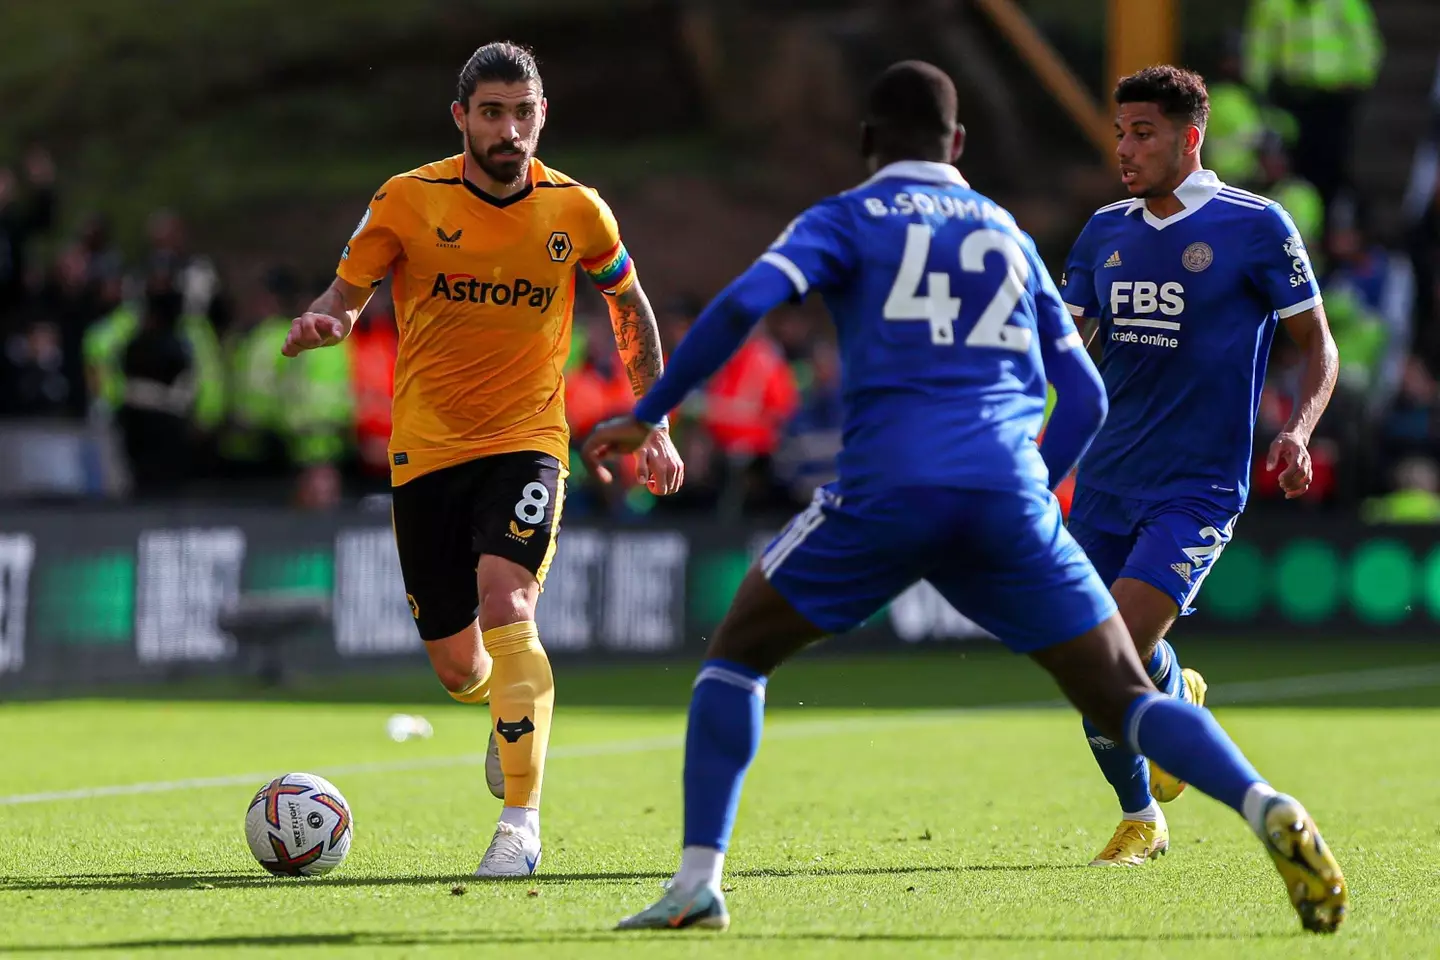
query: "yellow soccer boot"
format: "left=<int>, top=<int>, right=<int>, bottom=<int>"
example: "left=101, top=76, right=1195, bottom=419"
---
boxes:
left=1255, top=794, right=1348, bottom=933
left=1088, top=811, right=1169, bottom=866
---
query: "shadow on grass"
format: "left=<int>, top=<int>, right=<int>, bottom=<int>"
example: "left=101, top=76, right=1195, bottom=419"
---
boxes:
left=1, top=862, right=1086, bottom=893
left=0, top=928, right=1300, bottom=951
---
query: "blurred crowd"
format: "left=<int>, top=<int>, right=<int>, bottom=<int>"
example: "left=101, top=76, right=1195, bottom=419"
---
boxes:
left=0, top=151, right=366, bottom=508
left=0, top=143, right=826, bottom=517
left=1227, top=1, right=1440, bottom=521
left=0, top=148, right=834, bottom=519
left=3, top=0, right=1439, bottom=522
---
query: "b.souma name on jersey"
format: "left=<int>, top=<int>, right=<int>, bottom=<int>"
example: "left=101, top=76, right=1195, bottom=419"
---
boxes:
left=761, top=165, right=1070, bottom=498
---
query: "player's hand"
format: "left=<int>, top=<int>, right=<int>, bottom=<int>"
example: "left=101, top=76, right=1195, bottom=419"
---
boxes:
left=281, top=312, right=346, bottom=357
left=582, top=415, right=654, bottom=485
left=1267, top=431, right=1312, bottom=500
left=634, top=426, right=685, bottom=496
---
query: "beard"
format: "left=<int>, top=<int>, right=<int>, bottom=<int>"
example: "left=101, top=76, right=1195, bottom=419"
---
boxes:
left=466, top=130, right=531, bottom=185
left=1133, top=150, right=1185, bottom=198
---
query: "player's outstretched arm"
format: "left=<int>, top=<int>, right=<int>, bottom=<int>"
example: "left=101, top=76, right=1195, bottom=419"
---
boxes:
left=1035, top=243, right=1107, bottom=488
left=604, top=281, right=684, bottom=495
left=1039, top=331, right=1109, bottom=489
left=281, top=278, right=373, bottom=358
left=583, top=261, right=796, bottom=485
left=1269, top=304, right=1339, bottom=499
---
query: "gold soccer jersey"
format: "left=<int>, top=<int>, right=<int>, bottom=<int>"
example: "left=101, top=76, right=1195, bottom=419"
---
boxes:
left=336, top=155, right=637, bottom=485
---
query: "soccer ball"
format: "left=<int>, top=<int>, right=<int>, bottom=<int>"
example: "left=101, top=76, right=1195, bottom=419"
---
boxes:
left=244, top=773, right=353, bottom=877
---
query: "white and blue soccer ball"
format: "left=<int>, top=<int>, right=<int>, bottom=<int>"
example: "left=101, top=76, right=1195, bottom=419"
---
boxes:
left=244, top=773, right=353, bottom=877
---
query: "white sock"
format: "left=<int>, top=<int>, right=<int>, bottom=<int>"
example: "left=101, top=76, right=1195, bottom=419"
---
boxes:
left=673, top=845, right=725, bottom=890
left=1122, top=801, right=1163, bottom=824
left=1242, top=782, right=1280, bottom=836
left=500, top=805, right=540, bottom=836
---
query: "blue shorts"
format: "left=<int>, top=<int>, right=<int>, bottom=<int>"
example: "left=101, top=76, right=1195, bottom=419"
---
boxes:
left=1067, top=485, right=1239, bottom=616
left=761, top=484, right=1116, bottom=653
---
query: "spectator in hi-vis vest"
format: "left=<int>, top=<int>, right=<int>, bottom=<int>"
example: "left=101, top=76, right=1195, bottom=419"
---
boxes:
left=1245, top=0, right=1383, bottom=210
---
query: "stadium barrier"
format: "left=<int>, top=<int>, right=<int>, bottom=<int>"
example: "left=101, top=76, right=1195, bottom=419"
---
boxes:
left=0, top=506, right=1436, bottom=692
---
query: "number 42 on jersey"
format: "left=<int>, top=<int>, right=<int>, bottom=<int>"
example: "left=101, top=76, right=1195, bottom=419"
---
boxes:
left=884, top=223, right=1034, bottom=351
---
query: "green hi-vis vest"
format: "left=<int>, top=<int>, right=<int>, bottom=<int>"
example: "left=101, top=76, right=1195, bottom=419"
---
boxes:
left=281, top=335, right=355, bottom=466
left=83, top=306, right=223, bottom=428
left=221, top=315, right=291, bottom=462
left=1361, top=489, right=1440, bottom=525
left=1271, top=177, right=1324, bottom=250
left=1207, top=83, right=1267, bottom=185
left=1245, top=0, right=1384, bottom=92
left=82, top=305, right=138, bottom=410
left=1322, top=285, right=1386, bottom=390
left=184, top=314, right=225, bottom=431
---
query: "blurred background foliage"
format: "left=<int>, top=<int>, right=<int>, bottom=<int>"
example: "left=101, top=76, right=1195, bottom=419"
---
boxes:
left=0, top=0, right=1245, bottom=275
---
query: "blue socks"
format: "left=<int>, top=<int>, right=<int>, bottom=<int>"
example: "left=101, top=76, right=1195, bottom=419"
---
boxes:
left=1146, top=639, right=1181, bottom=697
left=1082, top=716, right=1152, bottom=813
left=682, top=659, right=767, bottom=851
left=1124, top=692, right=1264, bottom=813
left=1083, top=639, right=1182, bottom=814
left=677, top=648, right=1263, bottom=862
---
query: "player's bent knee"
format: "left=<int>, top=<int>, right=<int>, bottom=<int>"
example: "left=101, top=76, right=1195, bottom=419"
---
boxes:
left=1031, top=613, right=1154, bottom=742
left=476, top=554, right=541, bottom=631
left=708, top=565, right=827, bottom=675
left=425, top=621, right=486, bottom=692
left=435, top=665, right=477, bottom=693
left=1110, top=578, right=1179, bottom=659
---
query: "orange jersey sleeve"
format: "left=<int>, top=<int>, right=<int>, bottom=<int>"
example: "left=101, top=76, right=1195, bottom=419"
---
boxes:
left=336, top=181, right=404, bottom=289
left=372, top=156, right=630, bottom=485
left=576, top=189, right=637, bottom=297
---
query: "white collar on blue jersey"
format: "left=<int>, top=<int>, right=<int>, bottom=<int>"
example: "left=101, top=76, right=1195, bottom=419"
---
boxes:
left=861, top=160, right=970, bottom=189
left=1126, top=168, right=1224, bottom=230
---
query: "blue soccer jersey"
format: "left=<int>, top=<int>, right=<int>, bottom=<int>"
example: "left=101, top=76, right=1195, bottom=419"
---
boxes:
left=761, top=161, right=1079, bottom=496
left=631, top=159, right=1115, bottom=648
left=1061, top=170, right=1321, bottom=510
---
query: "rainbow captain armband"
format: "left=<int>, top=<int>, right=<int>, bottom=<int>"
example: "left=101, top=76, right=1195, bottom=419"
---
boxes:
left=582, top=241, right=635, bottom=296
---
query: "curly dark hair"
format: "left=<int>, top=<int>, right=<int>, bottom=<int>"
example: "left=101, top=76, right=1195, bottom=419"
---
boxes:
left=457, top=42, right=541, bottom=107
left=1114, top=65, right=1209, bottom=131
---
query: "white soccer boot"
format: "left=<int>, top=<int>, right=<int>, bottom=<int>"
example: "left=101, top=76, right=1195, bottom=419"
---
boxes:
left=474, top=821, right=541, bottom=878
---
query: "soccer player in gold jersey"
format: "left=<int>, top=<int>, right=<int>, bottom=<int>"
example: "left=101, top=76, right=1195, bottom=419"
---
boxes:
left=282, top=41, right=684, bottom=877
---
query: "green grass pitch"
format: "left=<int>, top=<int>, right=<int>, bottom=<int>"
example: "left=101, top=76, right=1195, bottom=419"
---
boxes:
left=3, top=639, right=1440, bottom=958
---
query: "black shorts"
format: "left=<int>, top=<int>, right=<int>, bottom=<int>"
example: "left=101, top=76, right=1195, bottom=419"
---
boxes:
left=391, top=451, right=565, bottom=641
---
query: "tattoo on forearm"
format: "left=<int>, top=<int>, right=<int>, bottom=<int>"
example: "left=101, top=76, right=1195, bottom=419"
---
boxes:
left=610, top=289, right=665, bottom=397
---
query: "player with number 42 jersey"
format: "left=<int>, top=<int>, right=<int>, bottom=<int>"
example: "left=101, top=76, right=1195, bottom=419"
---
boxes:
left=586, top=61, right=1347, bottom=937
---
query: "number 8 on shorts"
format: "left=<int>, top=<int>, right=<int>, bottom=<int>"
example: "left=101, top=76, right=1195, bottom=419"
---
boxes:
left=516, top=481, right=551, bottom=525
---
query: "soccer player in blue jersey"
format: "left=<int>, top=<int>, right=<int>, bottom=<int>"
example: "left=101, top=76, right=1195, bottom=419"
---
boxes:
left=1060, top=66, right=1340, bottom=868
left=584, top=62, right=1346, bottom=934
